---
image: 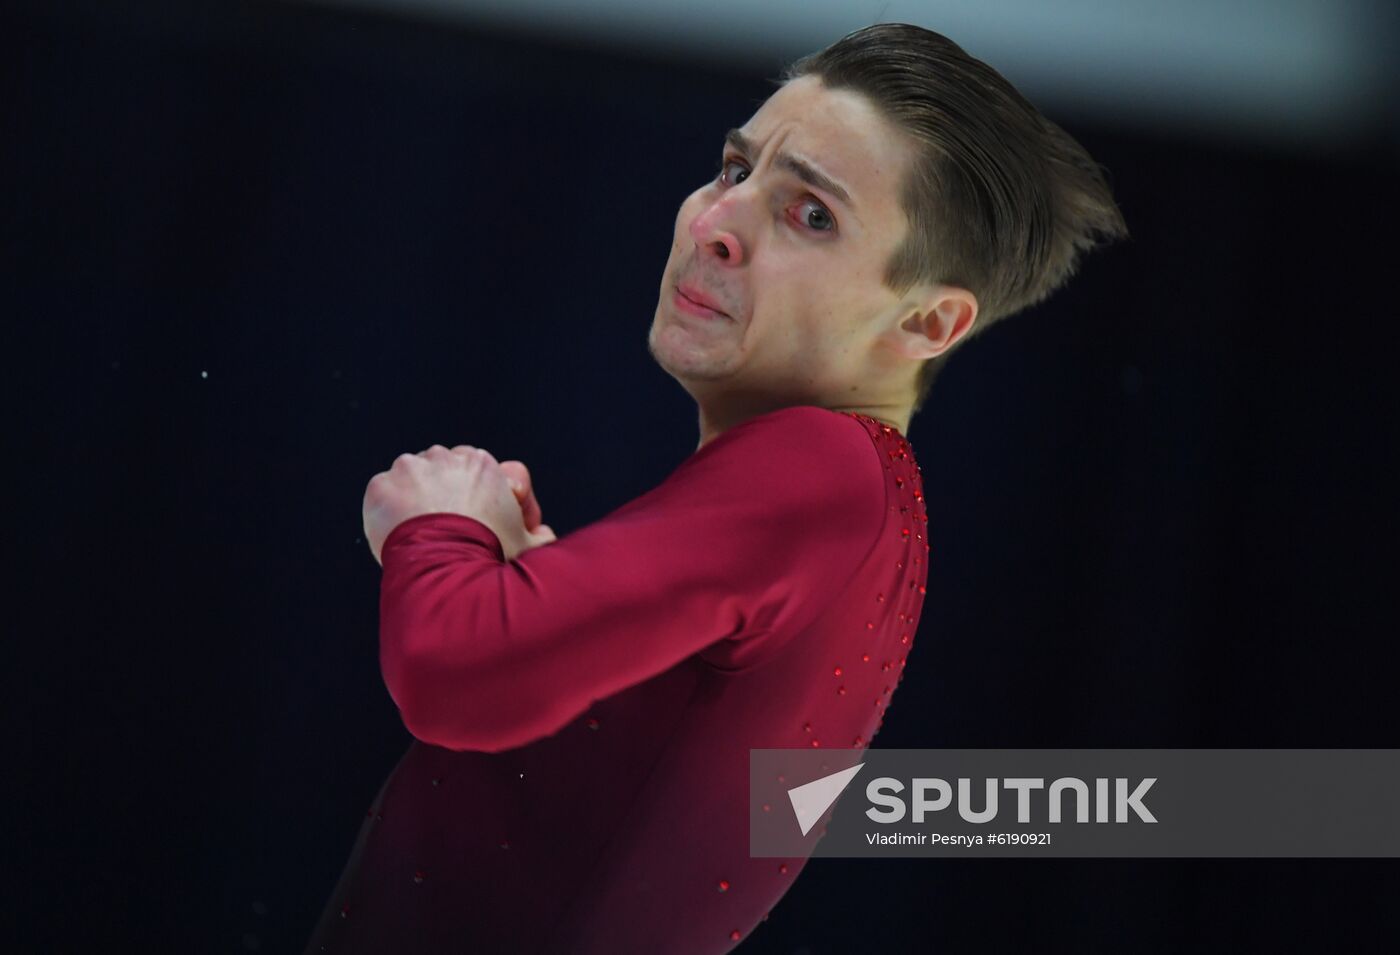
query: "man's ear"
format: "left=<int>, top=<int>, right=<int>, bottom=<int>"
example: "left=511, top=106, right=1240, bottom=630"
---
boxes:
left=898, top=285, right=977, bottom=359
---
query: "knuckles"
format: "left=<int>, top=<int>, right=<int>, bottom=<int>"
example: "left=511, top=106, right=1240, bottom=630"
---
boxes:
left=376, top=444, right=498, bottom=492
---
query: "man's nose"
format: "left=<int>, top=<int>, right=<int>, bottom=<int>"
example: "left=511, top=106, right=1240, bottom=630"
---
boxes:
left=688, top=193, right=745, bottom=265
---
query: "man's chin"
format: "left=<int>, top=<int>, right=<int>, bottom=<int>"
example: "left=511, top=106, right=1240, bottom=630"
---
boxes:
left=646, top=335, right=735, bottom=384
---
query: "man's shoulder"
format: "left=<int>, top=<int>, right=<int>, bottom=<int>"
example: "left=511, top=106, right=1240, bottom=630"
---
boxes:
left=702, top=404, right=887, bottom=501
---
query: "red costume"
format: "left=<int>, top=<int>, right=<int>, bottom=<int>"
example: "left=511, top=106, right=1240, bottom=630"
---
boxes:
left=305, top=405, right=928, bottom=953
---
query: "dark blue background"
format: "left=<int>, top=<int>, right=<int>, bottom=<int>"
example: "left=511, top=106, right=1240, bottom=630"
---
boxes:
left=9, top=1, right=1399, bottom=951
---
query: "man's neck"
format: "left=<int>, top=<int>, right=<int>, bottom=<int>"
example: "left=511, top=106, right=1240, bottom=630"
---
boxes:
left=695, top=399, right=910, bottom=451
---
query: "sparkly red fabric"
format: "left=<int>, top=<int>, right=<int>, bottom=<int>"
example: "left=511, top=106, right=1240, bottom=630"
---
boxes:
left=305, top=405, right=929, bottom=954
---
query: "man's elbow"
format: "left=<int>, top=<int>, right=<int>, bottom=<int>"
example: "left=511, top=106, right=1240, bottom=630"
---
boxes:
left=401, top=708, right=526, bottom=754
left=395, top=668, right=581, bottom=754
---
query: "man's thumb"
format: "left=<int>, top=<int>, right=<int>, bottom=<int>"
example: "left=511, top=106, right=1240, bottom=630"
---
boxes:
left=534, top=523, right=557, bottom=544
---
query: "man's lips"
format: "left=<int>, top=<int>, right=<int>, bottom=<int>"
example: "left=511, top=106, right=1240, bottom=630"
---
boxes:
left=675, top=283, right=730, bottom=318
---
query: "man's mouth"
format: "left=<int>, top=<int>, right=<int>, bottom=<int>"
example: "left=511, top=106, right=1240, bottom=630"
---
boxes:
left=674, top=283, right=730, bottom=320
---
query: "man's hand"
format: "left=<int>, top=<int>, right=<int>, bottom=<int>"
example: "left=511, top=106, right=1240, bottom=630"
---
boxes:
left=497, top=458, right=548, bottom=535
left=363, top=445, right=557, bottom=566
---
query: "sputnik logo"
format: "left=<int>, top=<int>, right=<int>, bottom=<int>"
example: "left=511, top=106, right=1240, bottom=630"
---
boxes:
left=787, top=763, right=865, bottom=836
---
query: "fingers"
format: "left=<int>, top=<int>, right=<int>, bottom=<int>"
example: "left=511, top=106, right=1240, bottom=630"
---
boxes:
left=443, top=444, right=498, bottom=469
left=497, top=459, right=528, bottom=489
left=498, top=460, right=543, bottom=530
left=403, top=445, right=543, bottom=528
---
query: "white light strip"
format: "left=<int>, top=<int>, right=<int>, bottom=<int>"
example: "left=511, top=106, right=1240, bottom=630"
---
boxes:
left=293, top=0, right=1388, bottom=151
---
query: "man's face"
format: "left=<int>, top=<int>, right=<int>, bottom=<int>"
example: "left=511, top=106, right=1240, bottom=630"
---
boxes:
left=648, top=74, right=920, bottom=403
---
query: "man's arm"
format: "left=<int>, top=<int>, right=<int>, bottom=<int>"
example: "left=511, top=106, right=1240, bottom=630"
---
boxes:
left=377, top=406, right=886, bottom=753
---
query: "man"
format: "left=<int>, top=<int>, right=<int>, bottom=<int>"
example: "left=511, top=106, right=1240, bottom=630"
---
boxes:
left=307, top=22, right=1126, bottom=954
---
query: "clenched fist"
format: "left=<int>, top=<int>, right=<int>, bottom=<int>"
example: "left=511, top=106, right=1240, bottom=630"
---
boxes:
left=362, top=444, right=556, bottom=566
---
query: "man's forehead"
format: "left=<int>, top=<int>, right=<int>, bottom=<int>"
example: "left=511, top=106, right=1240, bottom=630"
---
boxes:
left=747, top=77, right=883, bottom=148
left=735, top=79, right=909, bottom=219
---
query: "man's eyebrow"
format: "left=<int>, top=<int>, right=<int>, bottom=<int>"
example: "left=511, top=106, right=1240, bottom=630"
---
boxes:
left=724, top=128, right=854, bottom=208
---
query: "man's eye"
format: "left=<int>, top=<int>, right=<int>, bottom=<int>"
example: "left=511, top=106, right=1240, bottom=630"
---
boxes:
left=799, top=200, right=835, bottom=232
left=717, top=159, right=749, bottom=186
left=714, top=159, right=837, bottom=235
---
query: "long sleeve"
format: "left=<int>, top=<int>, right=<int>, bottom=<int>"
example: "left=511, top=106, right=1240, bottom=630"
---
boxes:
left=376, top=405, right=888, bottom=753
